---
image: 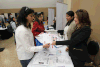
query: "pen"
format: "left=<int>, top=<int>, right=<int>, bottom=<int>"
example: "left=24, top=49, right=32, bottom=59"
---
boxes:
left=54, top=45, right=57, bottom=48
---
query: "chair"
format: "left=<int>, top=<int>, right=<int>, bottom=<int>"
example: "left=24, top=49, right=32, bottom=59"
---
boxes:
left=87, top=40, right=99, bottom=67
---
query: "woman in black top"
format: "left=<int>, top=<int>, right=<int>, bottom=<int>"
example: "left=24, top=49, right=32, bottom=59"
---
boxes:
left=52, top=9, right=92, bottom=67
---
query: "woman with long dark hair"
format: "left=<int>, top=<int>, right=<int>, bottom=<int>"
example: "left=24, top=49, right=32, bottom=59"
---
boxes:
left=52, top=9, right=92, bottom=67
left=32, top=13, right=45, bottom=36
left=15, top=6, right=50, bottom=67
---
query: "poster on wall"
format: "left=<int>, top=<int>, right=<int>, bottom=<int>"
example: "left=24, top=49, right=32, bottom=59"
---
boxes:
left=48, top=8, right=54, bottom=26
left=62, top=4, right=68, bottom=29
left=56, top=2, right=67, bottom=30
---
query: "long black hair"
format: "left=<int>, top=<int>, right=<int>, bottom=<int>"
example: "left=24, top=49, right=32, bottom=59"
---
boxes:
left=17, top=6, right=34, bottom=28
left=35, top=13, right=43, bottom=24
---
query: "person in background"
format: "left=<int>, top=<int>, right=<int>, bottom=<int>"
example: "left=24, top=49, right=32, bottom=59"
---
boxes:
left=6, top=21, right=13, bottom=38
left=10, top=17, right=16, bottom=44
left=4, top=17, right=7, bottom=23
left=64, top=11, right=76, bottom=40
left=10, top=17, right=16, bottom=33
left=33, top=12, right=37, bottom=22
left=32, top=13, right=45, bottom=46
left=51, top=19, right=56, bottom=30
left=32, top=13, right=45, bottom=37
left=10, top=13, right=13, bottom=18
left=16, top=6, right=50, bottom=67
left=52, top=9, right=92, bottom=67
left=8, top=13, right=11, bottom=22
left=0, top=16, right=6, bottom=27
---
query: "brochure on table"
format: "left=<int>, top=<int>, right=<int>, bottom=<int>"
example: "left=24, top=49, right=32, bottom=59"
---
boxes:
left=33, top=33, right=72, bottom=67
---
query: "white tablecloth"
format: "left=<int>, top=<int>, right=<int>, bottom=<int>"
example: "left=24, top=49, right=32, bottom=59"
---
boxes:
left=45, top=30, right=57, bottom=34
left=28, top=33, right=74, bottom=67
left=0, top=27, right=7, bottom=30
left=27, top=45, right=74, bottom=67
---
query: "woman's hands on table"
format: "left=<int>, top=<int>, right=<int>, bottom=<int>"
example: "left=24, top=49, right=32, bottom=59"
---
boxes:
left=51, top=41, right=56, bottom=45
left=40, top=32, right=44, bottom=34
left=66, top=47, right=69, bottom=51
left=43, top=43, right=50, bottom=48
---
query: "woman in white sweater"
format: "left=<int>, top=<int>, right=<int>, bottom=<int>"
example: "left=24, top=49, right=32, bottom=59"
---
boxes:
left=15, top=6, right=50, bottom=67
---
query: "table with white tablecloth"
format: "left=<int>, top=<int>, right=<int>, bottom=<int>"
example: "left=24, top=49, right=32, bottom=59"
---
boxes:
left=27, top=33, right=74, bottom=67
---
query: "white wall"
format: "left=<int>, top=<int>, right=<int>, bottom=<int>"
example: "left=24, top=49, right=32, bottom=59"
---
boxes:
left=48, top=8, right=54, bottom=26
left=64, top=0, right=72, bottom=11
left=0, top=0, right=61, bottom=9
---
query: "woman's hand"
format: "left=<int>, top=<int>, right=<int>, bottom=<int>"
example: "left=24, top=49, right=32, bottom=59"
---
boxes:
left=66, top=47, right=69, bottom=51
left=36, top=35, right=39, bottom=37
left=51, top=41, right=56, bottom=45
left=0, top=21, right=1, bottom=23
left=43, top=43, right=50, bottom=48
left=40, top=32, right=44, bottom=34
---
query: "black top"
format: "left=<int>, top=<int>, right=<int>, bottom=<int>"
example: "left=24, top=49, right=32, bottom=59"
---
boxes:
left=56, top=26, right=91, bottom=62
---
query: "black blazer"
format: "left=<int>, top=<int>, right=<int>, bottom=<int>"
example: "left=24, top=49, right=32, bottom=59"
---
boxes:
left=56, top=26, right=91, bottom=62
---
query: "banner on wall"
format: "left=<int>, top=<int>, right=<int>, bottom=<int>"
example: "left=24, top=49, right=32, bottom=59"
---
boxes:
left=4, top=13, right=8, bottom=19
left=48, top=8, right=54, bottom=26
left=56, top=2, right=67, bottom=30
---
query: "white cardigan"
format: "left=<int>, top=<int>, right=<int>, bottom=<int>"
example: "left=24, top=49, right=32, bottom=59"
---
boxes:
left=15, top=25, right=43, bottom=60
